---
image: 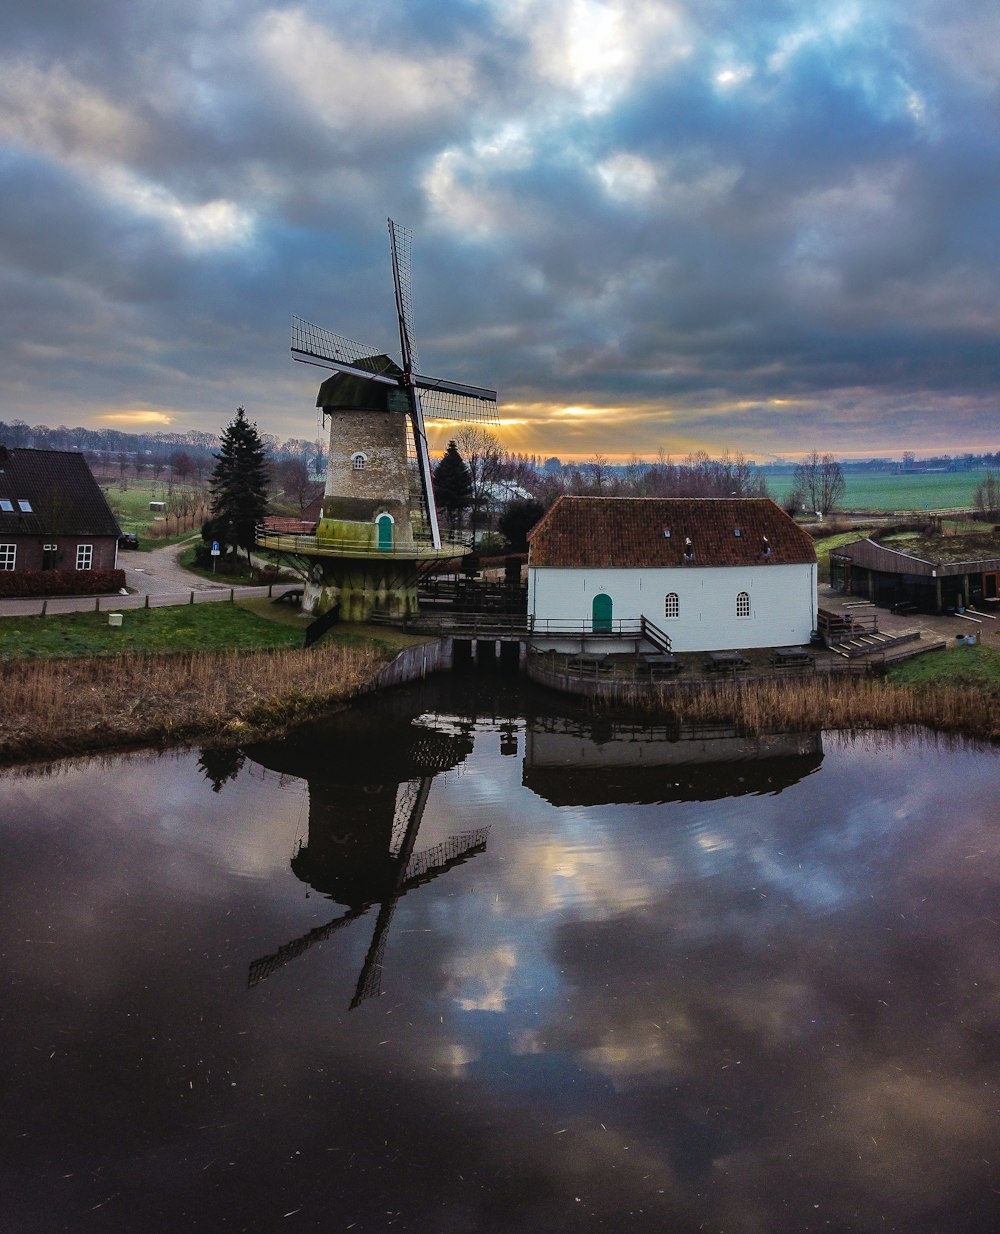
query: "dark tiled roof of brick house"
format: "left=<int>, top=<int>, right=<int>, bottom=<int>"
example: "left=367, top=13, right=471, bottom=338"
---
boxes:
left=528, top=497, right=816, bottom=569
left=0, top=446, right=121, bottom=537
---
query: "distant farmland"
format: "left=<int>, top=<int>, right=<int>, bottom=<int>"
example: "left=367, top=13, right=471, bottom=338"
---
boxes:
left=762, top=470, right=988, bottom=512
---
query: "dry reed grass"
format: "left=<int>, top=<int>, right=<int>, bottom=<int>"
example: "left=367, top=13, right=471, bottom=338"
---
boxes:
left=0, top=641, right=383, bottom=764
left=618, top=674, right=1000, bottom=742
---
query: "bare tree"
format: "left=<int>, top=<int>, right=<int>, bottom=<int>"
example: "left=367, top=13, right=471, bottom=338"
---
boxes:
left=276, top=458, right=322, bottom=516
left=454, top=427, right=505, bottom=538
left=974, top=473, right=999, bottom=519
left=792, top=451, right=845, bottom=517
left=586, top=453, right=611, bottom=494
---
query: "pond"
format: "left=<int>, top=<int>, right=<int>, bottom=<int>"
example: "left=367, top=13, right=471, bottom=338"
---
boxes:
left=3, top=673, right=1000, bottom=1233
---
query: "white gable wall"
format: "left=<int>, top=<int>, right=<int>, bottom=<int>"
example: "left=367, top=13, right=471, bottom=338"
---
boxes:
left=528, top=563, right=817, bottom=652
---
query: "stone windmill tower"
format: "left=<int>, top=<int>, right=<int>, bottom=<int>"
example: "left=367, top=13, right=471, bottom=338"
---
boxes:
left=268, top=220, right=498, bottom=621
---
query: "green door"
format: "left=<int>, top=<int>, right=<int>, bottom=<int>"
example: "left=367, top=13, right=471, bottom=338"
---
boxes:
left=376, top=514, right=393, bottom=552
left=592, top=592, right=612, bottom=633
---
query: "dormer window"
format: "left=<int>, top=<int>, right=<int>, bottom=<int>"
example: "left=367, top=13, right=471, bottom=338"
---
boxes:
left=351, top=452, right=367, bottom=471
left=683, top=537, right=694, bottom=561
left=663, top=528, right=671, bottom=538
left=733, top=528, right=741, bottom=537
left=762, top=535, right=771, bottom=558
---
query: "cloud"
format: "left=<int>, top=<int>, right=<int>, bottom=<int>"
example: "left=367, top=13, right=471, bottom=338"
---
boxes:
left=0, top=0, right=997, bottom=455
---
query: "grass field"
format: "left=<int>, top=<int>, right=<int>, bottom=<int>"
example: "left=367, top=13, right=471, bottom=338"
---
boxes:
left=887, top=642, right=1000, bottom=687
left=101, top=482, right=209, bottom=540
left=764, top=470, right=989, bottom=512
left=0, top=604, right=306, bottom=659
left=0, top=600, right=433, bottom=661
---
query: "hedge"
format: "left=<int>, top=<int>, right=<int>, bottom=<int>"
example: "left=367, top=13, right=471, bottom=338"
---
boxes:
left=0, top=569, right=128, bottom=598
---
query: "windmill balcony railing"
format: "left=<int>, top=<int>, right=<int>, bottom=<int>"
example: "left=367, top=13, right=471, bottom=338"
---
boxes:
left=255, top=527, right=474, bottom=560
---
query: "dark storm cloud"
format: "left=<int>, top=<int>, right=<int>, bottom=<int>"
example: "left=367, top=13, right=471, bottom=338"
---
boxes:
left=0, top=0, right=997, bottom=452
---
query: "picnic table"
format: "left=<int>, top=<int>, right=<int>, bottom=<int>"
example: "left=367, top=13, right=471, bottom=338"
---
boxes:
left=770, top=646, right=815, bottom=668
left=704, top=650, right=750, bottom=673
left=642, top=653, right=682, bottom=678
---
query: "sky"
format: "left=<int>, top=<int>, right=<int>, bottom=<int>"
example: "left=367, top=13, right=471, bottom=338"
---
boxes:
left=1, top=0, right=998, bottom=463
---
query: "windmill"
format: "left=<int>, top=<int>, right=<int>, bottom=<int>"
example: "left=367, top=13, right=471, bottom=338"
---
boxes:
left=290, top=219, right=499, bottom=551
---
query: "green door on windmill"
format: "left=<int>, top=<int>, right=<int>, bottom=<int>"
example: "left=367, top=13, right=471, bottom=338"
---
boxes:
left=376, top=514, right=393, bottom=552
left=592, top=592, right=613, bottom=632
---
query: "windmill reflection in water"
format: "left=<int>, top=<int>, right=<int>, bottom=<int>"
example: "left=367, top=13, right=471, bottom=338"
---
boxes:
left=245, top=710, right=486, bottom=1009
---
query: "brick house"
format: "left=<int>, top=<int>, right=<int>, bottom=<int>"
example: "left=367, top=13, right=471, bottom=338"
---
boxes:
left=0, top=445, right=122, bottom=576
left=527, top=496, right=818, bottom=652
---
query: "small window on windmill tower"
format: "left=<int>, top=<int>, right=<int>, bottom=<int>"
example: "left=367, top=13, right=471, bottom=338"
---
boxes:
left=351, top=452, right=367, bottom=471
left=683, top=537, right=694, bottom=561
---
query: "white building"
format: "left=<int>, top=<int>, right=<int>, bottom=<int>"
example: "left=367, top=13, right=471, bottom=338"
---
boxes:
left=527, top=497, right=817, bottom=653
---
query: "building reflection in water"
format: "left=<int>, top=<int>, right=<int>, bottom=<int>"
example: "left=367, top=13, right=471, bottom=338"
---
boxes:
left=243, top=696, right=484, bottom=1007
left=523, top=718, right=823, bottom=806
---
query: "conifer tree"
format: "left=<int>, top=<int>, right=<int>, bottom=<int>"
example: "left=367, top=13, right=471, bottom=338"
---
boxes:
left=209, top=406, right=270, bottom=567
left=432, top=440, right=473, bottom=530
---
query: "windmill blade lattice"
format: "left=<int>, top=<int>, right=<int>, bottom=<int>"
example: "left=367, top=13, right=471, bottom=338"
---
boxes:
left=388, top=219, right=419, bottom=375
left=291, top=316, right=398, bottom=381
left=415, top=386, right=499, bottom=425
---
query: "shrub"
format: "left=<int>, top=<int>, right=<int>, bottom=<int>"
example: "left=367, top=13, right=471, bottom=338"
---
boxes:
left=0, top=569, right=127, bottom=598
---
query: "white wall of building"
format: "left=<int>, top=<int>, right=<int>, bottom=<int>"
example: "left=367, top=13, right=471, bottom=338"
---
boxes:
left=528, top=563, right=817, bottom=652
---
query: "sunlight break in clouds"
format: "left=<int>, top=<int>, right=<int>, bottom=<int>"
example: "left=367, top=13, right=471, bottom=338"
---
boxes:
left=495, top=0, right=693, bottom=115
left=97, top=411, right=175, bottom=426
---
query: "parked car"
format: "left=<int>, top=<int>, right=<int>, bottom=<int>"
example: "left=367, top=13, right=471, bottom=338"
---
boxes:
left=118, top=533, right=139, bottom=549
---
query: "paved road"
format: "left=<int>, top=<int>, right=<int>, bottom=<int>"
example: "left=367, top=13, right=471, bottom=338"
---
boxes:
left=0, top=539, right=278, bottom=618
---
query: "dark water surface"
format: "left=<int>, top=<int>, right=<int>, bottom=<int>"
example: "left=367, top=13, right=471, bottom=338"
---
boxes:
left=3, top=675, right=1000, bottom=1233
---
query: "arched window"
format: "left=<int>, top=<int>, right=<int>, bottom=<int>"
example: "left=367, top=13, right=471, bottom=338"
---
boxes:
left=376, top=513, right=394, bottom=552
left=351, top=451, right=367, bottom=471
left=664, top=592, right=679, bottom=619
left=736, top=591, right=751, bottom=618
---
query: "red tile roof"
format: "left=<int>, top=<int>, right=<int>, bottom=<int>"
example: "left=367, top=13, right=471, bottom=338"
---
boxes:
left=263, top=516, right=318, bottom=535
left=528, top=497, right=816, bottom=569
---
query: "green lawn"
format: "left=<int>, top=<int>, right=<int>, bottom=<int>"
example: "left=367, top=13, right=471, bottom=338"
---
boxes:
left=0, top=604, right=305, bottom=659
left=765, top=470, right=989, bottom=512
left=0, top=600, right=434, bottom=661
left=887, top=642, right=1000, bottom=687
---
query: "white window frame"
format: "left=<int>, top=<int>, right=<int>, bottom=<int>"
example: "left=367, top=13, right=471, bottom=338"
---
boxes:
left=0, top=543, right=15, bottom=570
left=76, top=543, right=93, bottom=571
left=351, top=452, right=368, bottom=471
left=736, top=590, right=751, bottom=618
left=664, top=592, right=679, bottom=619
